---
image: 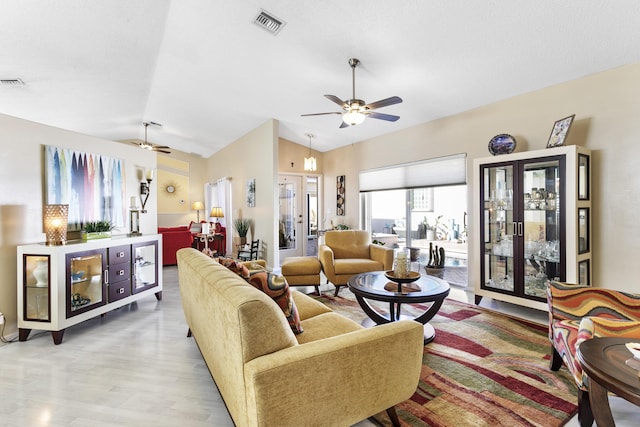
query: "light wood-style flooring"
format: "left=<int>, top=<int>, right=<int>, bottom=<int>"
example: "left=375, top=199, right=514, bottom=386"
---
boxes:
left=1, top=266, right=638, bottom=426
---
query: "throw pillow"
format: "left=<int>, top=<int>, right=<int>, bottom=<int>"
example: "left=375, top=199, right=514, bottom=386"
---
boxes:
left=248, top=270, right=303, bottom=334
left=217, top=257, right=250, bottom=280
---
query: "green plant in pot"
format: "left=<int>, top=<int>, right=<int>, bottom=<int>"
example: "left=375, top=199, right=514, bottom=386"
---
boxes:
left=82, top=220, right=115, bottom=240
left=233, top=218, right=251, bottom=246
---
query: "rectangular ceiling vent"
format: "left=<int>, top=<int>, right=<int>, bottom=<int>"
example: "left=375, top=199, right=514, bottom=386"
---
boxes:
left=254, top=9, right=286, bottom=35
left=1, top=78, right=25, bottom=86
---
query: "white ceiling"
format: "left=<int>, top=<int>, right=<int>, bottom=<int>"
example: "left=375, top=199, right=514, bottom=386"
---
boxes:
left=1, top=1, right=639, bottom=157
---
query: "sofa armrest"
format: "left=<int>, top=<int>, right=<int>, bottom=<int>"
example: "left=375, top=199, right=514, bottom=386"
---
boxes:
left=369, top=243, right=394, bottom=270
left=318, top=244, right=336, bottom=279
left=244, top=319, right=423, bottom=426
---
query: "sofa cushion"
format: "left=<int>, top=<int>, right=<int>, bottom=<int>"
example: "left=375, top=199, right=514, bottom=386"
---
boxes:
left=248, top=270, right=303, bottom=334
left=217, top=257, right=250, bottom=280
left=296, top=312, right=362, bottom=344
left=334, top=258, right=383, bottom=275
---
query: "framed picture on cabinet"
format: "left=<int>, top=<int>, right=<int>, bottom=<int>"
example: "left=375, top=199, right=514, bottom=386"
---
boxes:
left=546, top=114, right=575, bottom=148
left=578, top=259, right=590, bottom=287
left=578, top=154, right=590, bottom=200
left=578, top=208, right=589, bottom=254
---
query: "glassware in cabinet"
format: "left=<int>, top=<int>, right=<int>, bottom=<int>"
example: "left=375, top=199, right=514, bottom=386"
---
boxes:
left=482, top=163, right=515, bottom=293
left=66, top=249, right=107, bottom=318
left=23, top=254, right=51, bottom=321
left=132, top=240, right=158, bottom=294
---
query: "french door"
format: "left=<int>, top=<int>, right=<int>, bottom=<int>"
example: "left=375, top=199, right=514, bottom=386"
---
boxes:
left=278, top=174, right=321, bottom=260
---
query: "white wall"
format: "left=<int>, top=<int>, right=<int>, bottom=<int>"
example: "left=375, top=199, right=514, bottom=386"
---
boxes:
left=0, top=114, right=157, bottom=337
left=322, top=62, right=640, bottom=293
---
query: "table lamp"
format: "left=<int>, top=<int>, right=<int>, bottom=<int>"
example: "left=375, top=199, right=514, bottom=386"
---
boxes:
left=210, top=207, right=224, bottom=224
left=192, top=201, right=204, bottom=222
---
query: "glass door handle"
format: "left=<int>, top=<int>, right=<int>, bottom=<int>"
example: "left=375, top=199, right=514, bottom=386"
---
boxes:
left=512, top=222, right=524, bottom=236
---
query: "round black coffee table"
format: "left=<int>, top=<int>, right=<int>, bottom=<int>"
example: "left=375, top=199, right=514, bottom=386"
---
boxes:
left=577, top=337, right=640, bottom=426
left=347, top=271, right=450, bottom=343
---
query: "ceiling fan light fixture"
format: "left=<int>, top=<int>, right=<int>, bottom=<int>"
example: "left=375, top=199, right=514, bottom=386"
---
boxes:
left=343, top=111, right=366, bottom=126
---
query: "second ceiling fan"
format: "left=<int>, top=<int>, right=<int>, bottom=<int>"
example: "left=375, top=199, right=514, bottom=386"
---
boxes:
left=302, top=58, right=402, bottom=128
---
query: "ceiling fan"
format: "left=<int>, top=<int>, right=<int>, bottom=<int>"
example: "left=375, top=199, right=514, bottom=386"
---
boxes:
left=302, top=58, right=403, bottom=128
left=129, top=121, right=171, bottom=154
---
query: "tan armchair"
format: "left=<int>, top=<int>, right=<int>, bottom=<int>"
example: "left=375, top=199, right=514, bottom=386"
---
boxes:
left=319, top=230, right=394, bottom=296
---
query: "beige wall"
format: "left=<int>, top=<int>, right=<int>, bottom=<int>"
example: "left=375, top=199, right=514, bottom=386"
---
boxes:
left=278, top=137, right=323, bottom=174
left=0, top=113, right=158, bottom=337
left=156, top=151, right=207, bottom=227
left=322, top=62, right=640, bottom=293
left=206, top=120, right=279, bottom=266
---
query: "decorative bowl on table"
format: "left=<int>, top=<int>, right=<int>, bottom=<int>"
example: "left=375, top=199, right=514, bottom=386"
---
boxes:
left=384, top=270, right=421, bottom=284
left=625, top=342, right=640, bottom=359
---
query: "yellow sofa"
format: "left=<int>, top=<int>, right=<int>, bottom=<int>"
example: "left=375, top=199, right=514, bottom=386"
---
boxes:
left=319, top=230, right=394, bottom=296
left=177, top=248, right=424, bottom=427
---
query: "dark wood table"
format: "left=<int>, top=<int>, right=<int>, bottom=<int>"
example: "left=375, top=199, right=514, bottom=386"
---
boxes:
left=577, top=337, right=640, bottom=426
left=347, top=271, right=450, bottom=343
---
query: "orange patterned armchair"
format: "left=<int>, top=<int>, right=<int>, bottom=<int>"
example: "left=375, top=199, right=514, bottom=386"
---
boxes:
left=547, top=281, right=640, bottom=427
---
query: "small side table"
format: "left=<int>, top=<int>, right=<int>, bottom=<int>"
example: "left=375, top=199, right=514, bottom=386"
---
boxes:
left=196, top=233, right=224, bottom=258
left=577, top=337, right=640, bottom=426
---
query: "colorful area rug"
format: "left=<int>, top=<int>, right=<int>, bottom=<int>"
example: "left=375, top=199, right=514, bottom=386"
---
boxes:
left=312, top=291, right=578, bottom=427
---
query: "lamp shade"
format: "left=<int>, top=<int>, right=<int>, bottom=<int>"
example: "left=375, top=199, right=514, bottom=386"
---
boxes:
left=304, top=155, right=317, bottom=171
left=192, top=201, right=204, bottom=210
left=210, top=207, right=224, bottom=219
left=44, top=204, right=69, bottom=245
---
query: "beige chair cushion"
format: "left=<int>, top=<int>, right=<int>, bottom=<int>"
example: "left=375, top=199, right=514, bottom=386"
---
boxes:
left=325, top=230, right=371, bottom=259
left=334, top=258, right=383, bottom=275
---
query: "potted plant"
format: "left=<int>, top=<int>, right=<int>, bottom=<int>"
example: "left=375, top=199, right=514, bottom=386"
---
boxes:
left=233, top=218, right=251, bottom=246
left=81, top=220, right=114, bottom=240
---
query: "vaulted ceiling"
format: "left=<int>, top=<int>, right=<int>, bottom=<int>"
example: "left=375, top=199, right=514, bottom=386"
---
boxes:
left=1, top=1, right=639, bottom=157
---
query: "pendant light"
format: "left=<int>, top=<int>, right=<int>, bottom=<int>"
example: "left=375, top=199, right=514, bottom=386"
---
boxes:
left=304, top=133, right=317, bottom=172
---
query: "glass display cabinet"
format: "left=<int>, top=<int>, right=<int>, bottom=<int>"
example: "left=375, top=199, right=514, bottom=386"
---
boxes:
left=66, top=249, right=107, bottom=317
left=22, top=255, right=51, bottom=322
left=17, top=234, right=162, bottom=344
left=132, top=241, right=159, bottom=295
left=473, top=145, right=591, bottom=311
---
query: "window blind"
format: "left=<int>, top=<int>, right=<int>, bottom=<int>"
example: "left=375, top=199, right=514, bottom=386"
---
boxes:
left=359, top=153, right=467, bottom=192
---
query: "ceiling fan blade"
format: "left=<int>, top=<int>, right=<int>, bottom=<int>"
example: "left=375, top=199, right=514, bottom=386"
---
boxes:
left=365, top=96, right=403, bottom=110
left=153, top=145, right=171, bottom=149
left=301, top=112, right=342, bottom=117
left=367, top=111, right=400, bottom=122
left=155, top=149, right=172, bottom=154
left=339, top=121, right=350, bottom=129
left=324, top=94, right=347, bottom=108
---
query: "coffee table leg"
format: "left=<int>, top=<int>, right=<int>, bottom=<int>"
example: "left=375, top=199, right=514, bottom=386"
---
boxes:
left=423, top=324, right=436, bottom=344
left=588, top=379, right=615, bottom=427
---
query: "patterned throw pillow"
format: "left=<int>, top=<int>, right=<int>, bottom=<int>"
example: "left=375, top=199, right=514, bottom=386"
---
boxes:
left=217, top=257, right=250, bottom=280
left=248, top=270, right=303, bottom=334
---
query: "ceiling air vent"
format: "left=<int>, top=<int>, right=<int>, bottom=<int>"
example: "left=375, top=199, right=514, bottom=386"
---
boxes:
left=254, top=9, right=286, bottom=35
left=1, top=78, right=25, bottom=86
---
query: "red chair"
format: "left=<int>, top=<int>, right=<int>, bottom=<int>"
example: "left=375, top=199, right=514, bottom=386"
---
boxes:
left=158, top=226, right=193, bottom=265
